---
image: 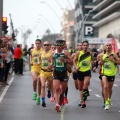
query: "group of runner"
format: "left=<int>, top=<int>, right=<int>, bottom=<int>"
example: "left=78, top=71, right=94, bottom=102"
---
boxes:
left=30, top=39, right=120, bottom=112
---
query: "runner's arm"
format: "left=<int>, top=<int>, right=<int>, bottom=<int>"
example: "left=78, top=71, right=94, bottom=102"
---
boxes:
left=73, top=51, right=79, bottom=69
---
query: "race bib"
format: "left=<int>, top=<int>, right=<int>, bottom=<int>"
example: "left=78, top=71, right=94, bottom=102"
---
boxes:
left=81, top=60, right=89, bottom=67
left=42, top=58, right=49, bottom=68
left=56, top=57, right=64, bottom=67
left=104, top=62, right=112, bottom=70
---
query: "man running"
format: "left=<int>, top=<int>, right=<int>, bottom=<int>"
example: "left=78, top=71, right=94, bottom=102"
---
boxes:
left=72, top=42, right=83, bottom=90
left=98, top=42, right=120, bottom=110
left=49, top=40, right=72, bottom=112
left=38, top=41, right=54, bottom=107
left=30, top=39, right=42, bottom=101
left=73, top=40, right=94, bottom=108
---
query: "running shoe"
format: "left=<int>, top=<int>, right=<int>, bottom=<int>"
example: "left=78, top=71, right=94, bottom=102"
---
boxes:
left=78, top=100, right=82, bottom=106
left=55, top=104, right=61, bottom=112
left=81, top=101, right=86, bottom=108
left=104, top=104, right=110, bottom=110
left=47, top=91, right=51, bottom=98
left=64, top=97, right=68, bottom=104
left=103, top=102, right=105, bottom=108
left=104, top=101, right=110, bottom=110
left=32, top=93, right=37, bottom=100
left=42, top=102, right=46, bottom=107
left=50, top=96, right=54, bottom=102
left=36, top=98, right=40, bottom=105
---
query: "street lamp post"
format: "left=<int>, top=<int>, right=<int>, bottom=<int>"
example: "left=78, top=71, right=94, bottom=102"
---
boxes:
left=38, top=15, right=56, bottom=33
left=77, top=0, right=93, bottom=42
left=40, top=1, right=61, bottom=23
left=0, top=0, right=3, bottom=36
left=81, top=10, right=93, bottom=41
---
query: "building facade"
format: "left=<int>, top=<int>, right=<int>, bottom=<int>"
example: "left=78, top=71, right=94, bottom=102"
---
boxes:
left=74, top=0, right=96, bottom=45
left=61, top=9, right=75, bottom=48
left=93, top=0, right=120, bottom=48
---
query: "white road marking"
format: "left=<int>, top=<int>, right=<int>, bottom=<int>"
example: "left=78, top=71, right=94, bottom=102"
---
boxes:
left=113, top=84, right=118, bottom=87
left=95, top=94, right=101, bottom=97
left=0, top=77, right=14, bottom=103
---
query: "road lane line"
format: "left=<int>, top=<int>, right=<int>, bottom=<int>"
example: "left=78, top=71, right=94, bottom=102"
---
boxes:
left=0, top=77, right=14, bottom=103
left=60, top=99, right=79, bottom=120
left=95, top=94, right=101, bottom=97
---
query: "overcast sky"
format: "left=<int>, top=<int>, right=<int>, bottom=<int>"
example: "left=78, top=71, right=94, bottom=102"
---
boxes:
left=3, top=0, right=75, bottom=47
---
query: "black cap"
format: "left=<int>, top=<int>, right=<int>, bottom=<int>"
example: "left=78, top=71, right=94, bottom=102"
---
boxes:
left=56, top=39, right=65, bottom=44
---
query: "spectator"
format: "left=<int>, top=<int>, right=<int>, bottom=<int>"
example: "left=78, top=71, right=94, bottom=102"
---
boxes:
left=91, top=45, right=98, bottom=72
left=91, top=45, right=98, bottom=58
left=14, top=44, right=22, bottom=75
left=19, top=44, right=24, bottom=75
left=23, top=45, right=28, bottom=57
left=28, top=44, right=34, bottom=56
left=4, top=44, right=13, bottom=85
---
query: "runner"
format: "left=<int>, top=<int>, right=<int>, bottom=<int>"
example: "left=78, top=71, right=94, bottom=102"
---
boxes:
left=98, top=42, right=120, bottom=110
left=93, top=45, right=106, bottom=107
left=72, top=42, right=82, bottom=90
left=73, top=40, right=94, bottom=108
left=30, top=39, right=42, bottom=102
left=49, top=39, right=72, bottom=112
left=38, top=41, right=54, bottom=107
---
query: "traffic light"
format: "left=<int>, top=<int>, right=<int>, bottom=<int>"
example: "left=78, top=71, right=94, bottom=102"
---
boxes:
left=12, top=33, right=16, bottom=41
left=2, top=17, right=8, bottom=35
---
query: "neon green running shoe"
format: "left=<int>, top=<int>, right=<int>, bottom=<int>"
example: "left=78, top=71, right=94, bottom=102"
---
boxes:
left=104, top=104, right=110, bottom=110
left=36, top=98, right=40, bottom=105
left=32, top=93, right=37, bottom=100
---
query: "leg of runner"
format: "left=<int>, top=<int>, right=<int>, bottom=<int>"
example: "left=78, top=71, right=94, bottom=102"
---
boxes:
left=36, top=77, right=41, bottom=105
left=100, top=79, right=105, bottom=107
left=31, top=72, right=38, bottom=100
left=53, top=79, right=61, bottom=112
left=102, top=76, right=110, bottom=110
left=64, top=86, right=68, bottom=104
left=77, top=80, right=84, bottom=107
left=48, top=80, right=54, bottom=102
left=83, top=76, right=91, bottom=101
left=40, top=76, right=47, bottom=107
left=108, top=81, right=114, bottom=106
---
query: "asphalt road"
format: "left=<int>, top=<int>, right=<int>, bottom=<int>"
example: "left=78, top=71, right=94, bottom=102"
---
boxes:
left=0, top=70, right=120, bottom=120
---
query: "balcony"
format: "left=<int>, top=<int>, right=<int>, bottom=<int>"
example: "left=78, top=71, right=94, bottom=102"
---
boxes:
left=93, top=12, right=120, bottom=27
left=93, top=1, right=120, bottom=19
left=93, top=0, right=113, bottom=11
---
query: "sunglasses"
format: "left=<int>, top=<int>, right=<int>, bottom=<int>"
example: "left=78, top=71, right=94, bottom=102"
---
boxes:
left=44, top=44, right=50, bottom=46
left=56, top=44, right=63, bottom=46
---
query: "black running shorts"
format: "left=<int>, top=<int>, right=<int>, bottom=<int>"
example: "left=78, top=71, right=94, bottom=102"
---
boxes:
left=77, top=70, right=91, bottom=81
left=53, top=70, right=68, bottom=82
left=102, top=75, right=115, bottom=82
left=72, top=72, right=77, bottom=80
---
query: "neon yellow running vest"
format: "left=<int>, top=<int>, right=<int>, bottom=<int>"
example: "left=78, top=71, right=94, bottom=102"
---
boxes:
left=77, top=51, right=91, bottom=72
left=31, top=48, right=43, bottom=65
left=41, top=50, right=51, bottom=70
left=102, top=52, right=116, bottom=76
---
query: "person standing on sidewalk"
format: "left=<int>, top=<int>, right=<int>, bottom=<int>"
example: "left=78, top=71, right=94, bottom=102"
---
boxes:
left=19, top=44, right=24, bottom=75
left=14, top=44, right=22, bottom=75
left=4, top=44, right=13, bottom=85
